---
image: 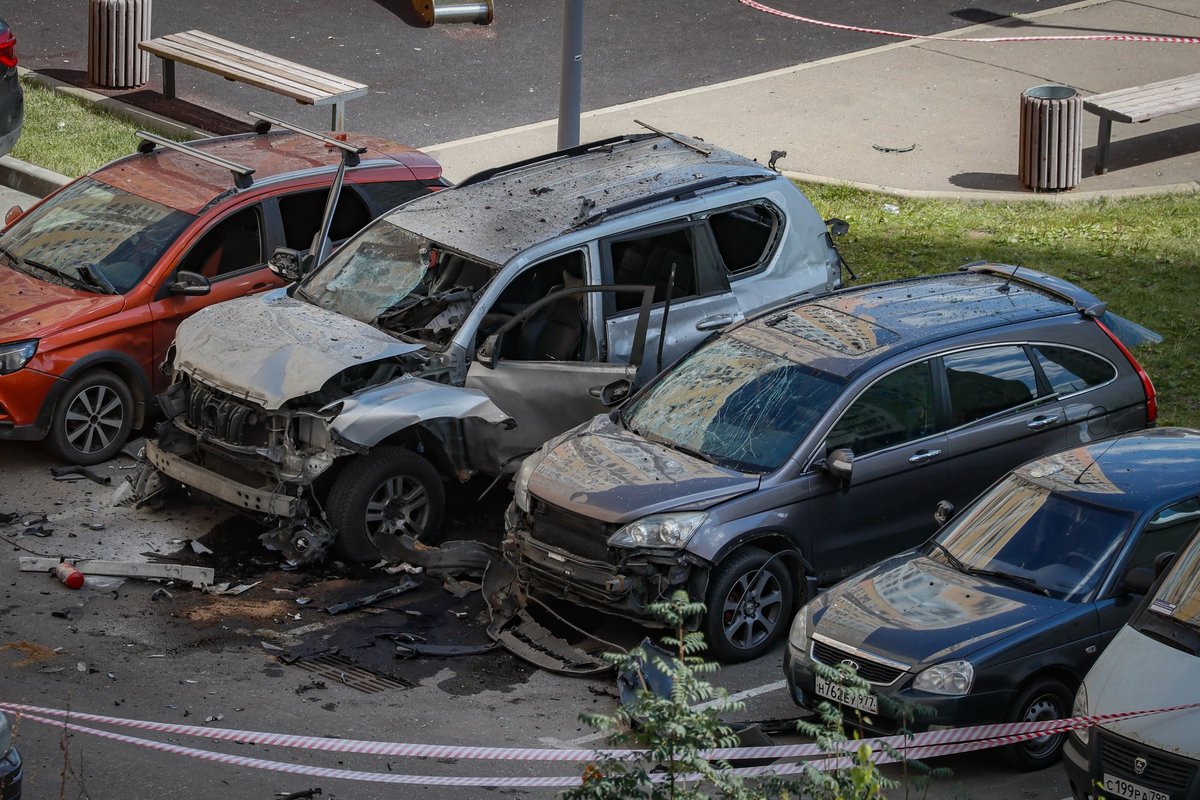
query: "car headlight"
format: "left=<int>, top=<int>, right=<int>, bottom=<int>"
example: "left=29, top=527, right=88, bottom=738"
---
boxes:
left=788, top=609, right=810, bottom=655
left=912, top=660, right=974, bottom=695
left=1071, top=682, right=1089, bottom=746
left=607, top=512, right=707, bottom=549
left=0, top=340, right=37, bottom=374
left=512, top=449, right=546, bottom=513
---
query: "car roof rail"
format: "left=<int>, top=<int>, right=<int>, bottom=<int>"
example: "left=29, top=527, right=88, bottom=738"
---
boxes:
left=136, top=131, right=257, bottom=189
left=454, top=133, right=658, bottom=188
left=248, top=112, right=367, bottom=163
left=569, top=173, right=773, bottom=230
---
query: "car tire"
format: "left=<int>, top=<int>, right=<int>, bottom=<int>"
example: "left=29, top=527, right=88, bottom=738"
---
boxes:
left=703, top=546, right=795, bottom=663
left=327, top=447, right=446, bottom=561
left=1003, top=677, right=1073, bottom=771
left=45, top=370, right=134, bottom=465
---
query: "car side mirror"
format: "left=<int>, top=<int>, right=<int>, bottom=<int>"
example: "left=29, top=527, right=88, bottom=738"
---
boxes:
left=934, top=500, right=955, bottom=527
left=167, top=270, right=211, bottom=296
left=477, top=334, right=499, bottom=369
left=823, top=447, right=854, bottom=486
left=825, top=217, right=849, bottom=237
left=269, top=247, right=306, bottom=282
left=1121, top=551, right=1177, bottom=595
left=5, top=205, right=23, bottom=226
left=590, top=378, right=632, bottom=407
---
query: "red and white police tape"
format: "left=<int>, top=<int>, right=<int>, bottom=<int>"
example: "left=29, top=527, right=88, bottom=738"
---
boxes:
left=737, top=0, right=1200, bottom=44
left=2, top=700, right=1197, bottom=787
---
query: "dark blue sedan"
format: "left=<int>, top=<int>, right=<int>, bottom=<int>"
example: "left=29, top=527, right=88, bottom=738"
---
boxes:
left=784, top=428, right=1200, bottom=771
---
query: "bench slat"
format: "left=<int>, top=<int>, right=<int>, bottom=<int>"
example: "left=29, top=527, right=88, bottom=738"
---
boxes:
left=1084, top=74, right=1200, bottom=123
left=175, top=30, right=365, bottom=93
left=140, top=38, right=365, bottom=104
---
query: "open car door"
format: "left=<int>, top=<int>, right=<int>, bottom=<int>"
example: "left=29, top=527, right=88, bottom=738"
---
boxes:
left=463, top=285, right=654, bottom=475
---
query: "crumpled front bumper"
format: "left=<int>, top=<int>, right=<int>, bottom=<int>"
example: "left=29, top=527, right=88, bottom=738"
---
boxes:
left=144, top=440, right=303, bottom=518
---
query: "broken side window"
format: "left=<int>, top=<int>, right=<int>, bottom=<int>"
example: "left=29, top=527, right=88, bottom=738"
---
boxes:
left=478, top=251, right=590, bottom=361
left=278, top=187, right=372, bottom=253
left=706, top=201, right=781, bottom=276
left=178, top=205, right=265, bottom=280
left=607, top=227, right=702, bottom=312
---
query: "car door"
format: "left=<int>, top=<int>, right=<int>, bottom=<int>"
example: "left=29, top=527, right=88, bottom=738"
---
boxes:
left=463, top=283, right=655, bottom=476
left=802, top=360, right=951, bottom=582
left=932, top=344, right=1069, bottom=510
left=601, top=221, right=743, bottom=385
left=146, top=203, right=276, bottom=390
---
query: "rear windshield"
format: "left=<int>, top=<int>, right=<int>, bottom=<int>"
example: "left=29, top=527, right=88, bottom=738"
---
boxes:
left=0, top=178, right=194, bottom=293
left=622, top=334, right=845, bottom=473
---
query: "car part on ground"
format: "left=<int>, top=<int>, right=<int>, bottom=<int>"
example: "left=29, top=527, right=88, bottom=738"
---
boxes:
left=1063, top=523, right=1200, bottom=799
left=504, top=264, right=1161, bottom=662
left=131, top=130, right=848, bottom=565
left=0, top=118, right=443, bottom=464
left=784, top=428, right=1200, bottom=771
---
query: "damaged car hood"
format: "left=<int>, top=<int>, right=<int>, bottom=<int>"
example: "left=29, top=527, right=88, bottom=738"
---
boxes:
left=174, top=293, right=424, bottom=409
left=528, top=415, right=760, bottom=525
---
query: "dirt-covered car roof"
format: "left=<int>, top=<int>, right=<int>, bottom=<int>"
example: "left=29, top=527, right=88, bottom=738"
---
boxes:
left=385, top=132, right=776, bottom=266
left=92, top=129, right=440, bottom=215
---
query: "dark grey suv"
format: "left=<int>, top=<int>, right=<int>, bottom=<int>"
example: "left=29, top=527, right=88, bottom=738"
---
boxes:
left=502, top=264, right=1160, bottom=661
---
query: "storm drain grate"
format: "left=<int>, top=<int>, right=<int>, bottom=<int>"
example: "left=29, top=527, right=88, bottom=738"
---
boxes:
left=291, top=653, right=412, bottom=693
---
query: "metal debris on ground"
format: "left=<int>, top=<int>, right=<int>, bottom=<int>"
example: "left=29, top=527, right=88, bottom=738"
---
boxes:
left=441, top=576, right=474, bottom=598
left=18, top=557, right=215, bottom=588
left=261, top=641, right=285, bottom=652
left=189, top=539, right=214, bottom=555
left=295, top=596, right=313, bottom=606
left=393, top=639, right=499, bottom=658
left=375, top=535, right=496, bottom=578
left=275, top=788, right=322, bottom=800
left=294, top=680, right=326, bottom=695
left=150, top=588, right=174, bottom=601
left=205, top=581, right=262, bottom=596
left=49, top=465, right=112, bottom=485
left=324, top=576, right=419, bottom=615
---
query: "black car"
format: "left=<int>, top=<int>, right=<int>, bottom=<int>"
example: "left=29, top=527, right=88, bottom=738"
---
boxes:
left=504, top=264, right=1160, bottom=662
left=784, top=428, right=1200, bottom=771
left=0, top=712, right=21, bottom=800
left=0, top=18, right=22, bottom=157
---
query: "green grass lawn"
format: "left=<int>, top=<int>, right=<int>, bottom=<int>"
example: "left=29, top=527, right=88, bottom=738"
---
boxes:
left=11, top=77, right=150, bottom=177
left=801, top=184, right=1199, bottom=429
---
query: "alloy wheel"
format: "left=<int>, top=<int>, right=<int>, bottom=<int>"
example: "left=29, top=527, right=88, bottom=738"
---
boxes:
left=721, top=567, right=785, bottom=650
left=63, top=384, right=125, bottom=456
left=364, top=475, right=432, bottom=542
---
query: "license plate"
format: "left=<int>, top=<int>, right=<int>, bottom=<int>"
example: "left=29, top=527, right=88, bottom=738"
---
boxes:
left=1103, top=773, right=1170, bottom=800
left=815, top=675, right=877, bottom=714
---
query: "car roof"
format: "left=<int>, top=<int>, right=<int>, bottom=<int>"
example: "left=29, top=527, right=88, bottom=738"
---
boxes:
left=732, top=266, right=1085, bottom=377
left=91, top=130, right=440, bottom=215
left=1015, top=428, right=1200, bottom=512
left=386, top=132, right=775, bottom=266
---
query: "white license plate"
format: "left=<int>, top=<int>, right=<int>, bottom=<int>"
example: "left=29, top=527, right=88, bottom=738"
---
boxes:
left=1103, top=773, right=1170, bottom=800
left=814, top=675, right=878, bottom=714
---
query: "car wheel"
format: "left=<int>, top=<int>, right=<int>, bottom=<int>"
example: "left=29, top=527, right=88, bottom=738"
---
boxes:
left=327, top=447, right=446, bottom=561
left=703, top=546, right=795, bottom=663
left=45, top=370, right=134, bottom=465
left=1003, top=677, right=1073, bottom=770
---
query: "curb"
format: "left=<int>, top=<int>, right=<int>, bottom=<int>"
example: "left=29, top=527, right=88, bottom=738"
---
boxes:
left=0, top=154, right=69, bottom=198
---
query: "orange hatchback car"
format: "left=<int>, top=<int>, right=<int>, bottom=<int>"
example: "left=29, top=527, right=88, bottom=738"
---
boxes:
left=0, top=123, right=443, bottom=463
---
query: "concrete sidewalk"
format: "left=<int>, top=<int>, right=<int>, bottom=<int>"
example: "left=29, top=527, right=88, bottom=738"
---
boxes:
left=425, top=0, right=1200, bottom=198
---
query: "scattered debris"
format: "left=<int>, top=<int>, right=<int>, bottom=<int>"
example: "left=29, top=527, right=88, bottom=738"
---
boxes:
left=375, top=535, right=496, bottom=578
left=22, top=526, right=52, bottom=538
left=189, top=539, right=214, bottom=556
left=205, top=581, right=262, bottom=596
left=768, top=149, right=787, bottom=170
left=54, top=560, right=85, bottom=589
left=50, top=610, right=71, bottom=619
left=325, top=576, right=420, bottom=616
left=204, top=714, right=224, bottom=723
left=294, top=680, right=326, bottom=695
left=393, top=640, right=499, bottom=658
left=295, top=597, right=313, bottom=606
left=872, top=142, right=916, bottom=153
left=882, top=203, right=900, bottom=214
left=441, top=576, right=474, bottom=599
left=49, top=465, right=111, bottom=486
left=275, top=787, right=322, bottom=800
left=261, top=641, right=285, bottom=652
left=150, top=588, right=174, bottom=602
left=18, top=557, right=214, bottom=588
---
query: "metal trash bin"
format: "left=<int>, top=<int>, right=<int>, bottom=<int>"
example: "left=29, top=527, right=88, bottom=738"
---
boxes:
left=1018, top=84, right=1082, bottom=191
left=88, top=0, right=151, bottom=89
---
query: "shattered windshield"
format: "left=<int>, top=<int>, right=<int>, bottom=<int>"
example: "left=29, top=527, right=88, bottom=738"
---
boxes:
left=0, top=178, right=194, bottom=294
left=932, top=474, right=1134, bottom=602
left=299, top=220, right=431, bottom=324
left=1149, top=532, right=1200, bottom=632
left=622, top=334, right=845, bottom=473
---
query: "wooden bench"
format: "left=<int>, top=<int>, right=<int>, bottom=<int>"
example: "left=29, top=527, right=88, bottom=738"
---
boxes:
left=1083, top=73, right=1200, bottom=174
left=139, top=30, right=367, bottom=131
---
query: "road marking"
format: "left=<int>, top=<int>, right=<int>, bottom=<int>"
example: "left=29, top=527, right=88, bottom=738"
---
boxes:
left=539, top=679, right=788, bottom=748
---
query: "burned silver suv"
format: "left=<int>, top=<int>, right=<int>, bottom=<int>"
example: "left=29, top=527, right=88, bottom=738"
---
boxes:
left=132, top=131, right=847, bottom=564
left=503, top=264, right=1160, bottom=662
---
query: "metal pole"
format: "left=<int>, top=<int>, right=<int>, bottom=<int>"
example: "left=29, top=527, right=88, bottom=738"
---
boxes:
left=557, top=0, right=584, bottom=149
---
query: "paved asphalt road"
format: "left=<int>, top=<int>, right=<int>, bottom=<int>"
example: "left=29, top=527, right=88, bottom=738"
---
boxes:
left=7, top=0, right=1076, bottom=146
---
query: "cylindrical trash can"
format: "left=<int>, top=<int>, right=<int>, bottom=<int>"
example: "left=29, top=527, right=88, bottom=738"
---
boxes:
left=1018, top=85, right=1082, bottom=191
left=87, top=0, right=151, bottom=89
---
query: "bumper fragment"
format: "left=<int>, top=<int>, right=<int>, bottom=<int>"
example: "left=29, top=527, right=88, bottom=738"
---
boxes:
left=145, top=440, right=303, bottom=518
